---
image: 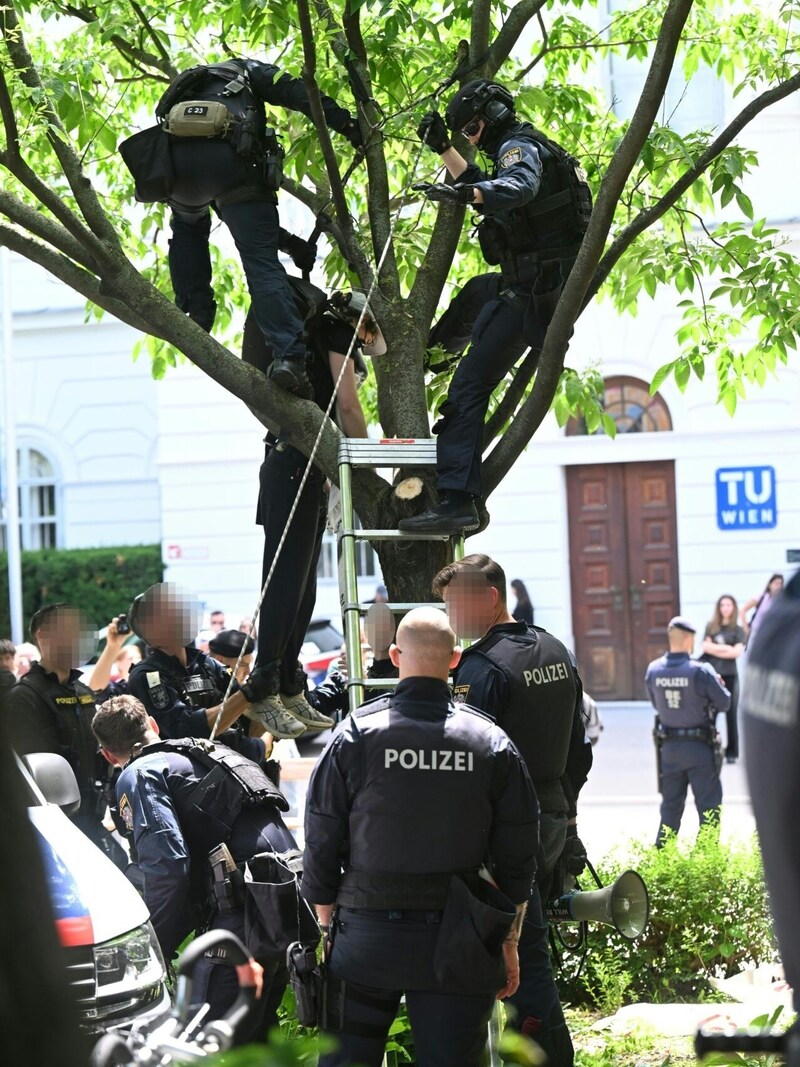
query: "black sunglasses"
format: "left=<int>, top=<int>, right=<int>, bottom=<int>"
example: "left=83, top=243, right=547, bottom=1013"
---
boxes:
left=462, top=117, right=482, bottom=137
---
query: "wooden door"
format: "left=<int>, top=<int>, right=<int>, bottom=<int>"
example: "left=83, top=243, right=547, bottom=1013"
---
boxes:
left=567, top=461, right=679, bottom=700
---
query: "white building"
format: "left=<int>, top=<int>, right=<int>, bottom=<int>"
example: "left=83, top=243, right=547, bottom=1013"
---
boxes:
left=2, top=77, right=799, bottom=700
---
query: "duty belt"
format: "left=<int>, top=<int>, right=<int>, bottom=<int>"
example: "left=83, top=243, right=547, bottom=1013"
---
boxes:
left=337, top=868, right=478, bottom=910
left=499, top=244, right=581, bottom=283
left=658, top=726, right=714, bottom=741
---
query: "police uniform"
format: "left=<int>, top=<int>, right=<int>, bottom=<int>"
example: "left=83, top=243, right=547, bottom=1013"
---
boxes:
left=6, top=663, right=113, bottom=850
left=742, top=569, right=800, bottom=1012
left=302, top=676, right=538, bottom=1067
left=645, top=649, right=731, bottom=844
left=163, top=59, right=357, bottom=365
left=117, top=739, right=297, bottom=1044
left=128, top=645, right=265, bottom=761
left=243, top=297, right=366, bottom=694
left=427, top=121, right=589, bottom=502
left=452, top=620, right=589, bottom=1066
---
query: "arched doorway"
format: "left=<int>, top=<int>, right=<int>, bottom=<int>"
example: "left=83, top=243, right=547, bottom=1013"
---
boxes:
left=566, top=378, right=677, bottom=701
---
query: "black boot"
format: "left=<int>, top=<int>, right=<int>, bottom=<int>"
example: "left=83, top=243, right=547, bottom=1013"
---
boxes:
left=398, top=494, right=479, bottom=534
left=267, top=356, right=313, bottom=399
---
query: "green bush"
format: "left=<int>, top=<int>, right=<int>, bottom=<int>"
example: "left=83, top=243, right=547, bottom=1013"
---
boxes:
left=0, top=545, right=163, bottom=638
left=558, top=825, right=777, bottom=1011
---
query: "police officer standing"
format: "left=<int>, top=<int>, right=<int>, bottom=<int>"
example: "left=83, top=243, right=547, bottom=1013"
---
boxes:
left=302, top=607, right=538, bottom=1067
left=156, top=58, right=363, bottom=398
left=646, top=616, right=731, bottom=847
left=91, top=694, right=299, bottom=1045
left=742, top=569, right=800, bottom=1031
left=5, top=604, right=117, bottom=854
left=126, top=582, right=279, bottom=752
left=399, top=80, right=592, bottom=534
left=432, top=553, right=589, bottom=1067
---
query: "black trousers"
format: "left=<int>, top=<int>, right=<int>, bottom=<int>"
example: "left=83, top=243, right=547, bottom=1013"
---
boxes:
left=657, top=739, right=722, bottom=845
left=429, top=260, right=571, bottom=500
left=321, top=909, right=496, bottom=1067
left=255, top=444, right=327, bottom=693
left=718, top=673, right=739, bottom=759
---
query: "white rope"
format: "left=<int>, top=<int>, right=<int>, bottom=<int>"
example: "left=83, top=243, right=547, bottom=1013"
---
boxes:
left=211, top=124, right=437, bottom=739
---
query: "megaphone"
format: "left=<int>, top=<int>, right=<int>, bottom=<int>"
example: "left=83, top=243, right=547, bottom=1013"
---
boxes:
left=546, top=870, right=649, bottom=941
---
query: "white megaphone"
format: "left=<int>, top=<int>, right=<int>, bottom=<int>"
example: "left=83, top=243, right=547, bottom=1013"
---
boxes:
left=546, top=869, right=649, bottom=941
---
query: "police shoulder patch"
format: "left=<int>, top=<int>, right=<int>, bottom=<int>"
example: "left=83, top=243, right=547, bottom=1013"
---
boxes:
left=499, top=146, right=523, bottom=169
left=453, top=684, right=471, bottom=701
left=119, top=793, right=134, bottom=832
left=150, top=684, right=170, bottom=711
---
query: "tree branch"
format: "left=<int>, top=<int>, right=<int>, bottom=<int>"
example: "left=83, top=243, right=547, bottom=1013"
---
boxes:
left=483, top=0, right=696, bottom=496
left=471, top=0, right=492, bottom=74
left=486, top=0, right=549, bottom=76
left=0, top=190, right=100, bottom=272
left=2, top=2, right=123, bottom=258
left=586, top=69, right=800, bottom=303
left=129, top=0, right=177, bottom=79
left=53, top=0, right=176, bottom=79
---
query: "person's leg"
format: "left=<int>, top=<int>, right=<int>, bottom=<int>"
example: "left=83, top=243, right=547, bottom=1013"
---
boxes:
left=405, top=988, right=495, bottom=1067
left=318, top=981, right=401, bottom=1067
left=657, top=743, right=690, bottom=846
left=507, top=886, right=574, bottom=1067
left=687, top=744, right=723, bottom=827
left=168, top=207, right=217, bottom=331
left=428, top=273, right=501, bottom=361
left=537, top=811, right=568, bottom=902
left=725, top=674, right=739, bottom=760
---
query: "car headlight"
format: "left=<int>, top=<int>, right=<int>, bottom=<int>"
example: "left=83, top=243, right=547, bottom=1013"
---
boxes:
left=94, top=921, right=166, bottom=998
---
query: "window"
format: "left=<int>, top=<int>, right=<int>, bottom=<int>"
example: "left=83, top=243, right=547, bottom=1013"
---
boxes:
left=566, top=376, right=672, bottom=435
left=0, top=447, right=60, bottom=550
left=317, top=526, right=377, bottom=581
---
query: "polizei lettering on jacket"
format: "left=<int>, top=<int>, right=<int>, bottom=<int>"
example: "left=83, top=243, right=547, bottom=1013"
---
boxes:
left=523, top=662, right=570, bottom=686
left=384, top=748, right=475, bottom=771
left=654, top=676, right=689, bottom=687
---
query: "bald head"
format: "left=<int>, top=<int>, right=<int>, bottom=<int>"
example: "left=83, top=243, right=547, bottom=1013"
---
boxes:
left=390, top=607, right=460, bottom=681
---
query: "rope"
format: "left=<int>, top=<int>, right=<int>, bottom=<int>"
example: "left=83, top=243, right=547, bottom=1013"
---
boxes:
left=211, top=101, right=442, bottom=740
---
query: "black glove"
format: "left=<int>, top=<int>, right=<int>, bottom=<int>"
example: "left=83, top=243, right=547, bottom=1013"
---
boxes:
left=187, top=300, right=216, bottom=333
left=282, top=233, right=317, bottom=274
left=561, top=828, right=588, bottom=877
left=340, top=116, right=363, bottom=149
left=417, top=111, right=451, bottom=154
left=413, top=181, right=474, bottom=205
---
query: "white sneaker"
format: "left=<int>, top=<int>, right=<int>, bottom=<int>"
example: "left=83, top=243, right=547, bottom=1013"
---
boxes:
left=280, top=692, right=335, bottom=731
left=246, top=695, right=307, bottom=740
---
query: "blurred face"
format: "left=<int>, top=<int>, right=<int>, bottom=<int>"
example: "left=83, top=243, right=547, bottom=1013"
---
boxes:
left=718, top=597, right=735, bottom=623
left=0, top=651, right=14, bottom=672
left=140, top=584, right=201, bottom=649
left=769, top=576, right=784, bottom=595
left=37, top=608, right=95, bottom=667
left=209, top=612, right=225, bottom=632
left=442, top=572, right=497, bottom=641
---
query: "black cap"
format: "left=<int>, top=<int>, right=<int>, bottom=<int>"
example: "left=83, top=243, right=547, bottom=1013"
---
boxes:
left=209, top=629, right=255, bottom=658
left=668, top=616, right=696, bottom=634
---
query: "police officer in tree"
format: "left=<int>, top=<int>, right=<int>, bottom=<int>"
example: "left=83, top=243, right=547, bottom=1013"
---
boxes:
left=5, top=604, right=121, bottom=857
left=646, top=616, right=731, bottom=847
left=742, top=569, right=800, bottom=1042
left=302, top=607, right=538, bottom=1067
left=399, top=80, right=592, bottom=534
left=91, top=694, right=298, bottom=1046
left=126, top=582, right=278, bottom=759
left=157, top=57, right=363, bottom=398
left=432, top=554, right=589, bottom=1067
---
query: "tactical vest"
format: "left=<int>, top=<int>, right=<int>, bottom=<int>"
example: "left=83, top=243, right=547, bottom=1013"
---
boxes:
left=461, top=627, right=578, bottom=812
left=478, top=122, right=592, bottom=262
left=18, top=668, right=100, bottom=790
left=338, top=697, right=498, bottom=905
left=130, top=737, right=288, bottom=856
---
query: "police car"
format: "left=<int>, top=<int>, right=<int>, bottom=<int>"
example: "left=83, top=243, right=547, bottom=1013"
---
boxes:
left=20, top=752, right=170, bottom=1034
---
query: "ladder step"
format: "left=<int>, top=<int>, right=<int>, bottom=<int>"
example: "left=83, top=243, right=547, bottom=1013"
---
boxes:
left=338, top=438, right=438, bottom=467
left=343, top=602, right=445, bottom=613
left=339, top=528, right=455, bottom=542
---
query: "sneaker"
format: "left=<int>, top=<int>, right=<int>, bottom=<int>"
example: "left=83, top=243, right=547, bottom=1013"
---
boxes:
left=246, top=694, right=307, bottom=739
left=280, top=692, right=335, bottom=731
left=266, top=357, right=313, bottom=399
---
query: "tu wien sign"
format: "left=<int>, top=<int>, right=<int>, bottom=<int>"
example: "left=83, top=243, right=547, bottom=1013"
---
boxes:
left=716, top=466, right=777, bottom=530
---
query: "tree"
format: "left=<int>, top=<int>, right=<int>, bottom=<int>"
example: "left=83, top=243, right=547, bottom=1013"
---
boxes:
left=1, top=0, right=798, bottom=599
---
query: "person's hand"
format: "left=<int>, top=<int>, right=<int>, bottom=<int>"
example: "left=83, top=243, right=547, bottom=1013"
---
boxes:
left=417, top=111, right=451, bottom=154
left=105, top=618, right=128, bottom=654
left=187, top=301, right=216, bottom=333
left=236, top=958, right=264, bottom=999
left=283, top=233, right=316, bottom=274
left=497, top=940, right=520, bottom=999
left=413, top=181, right=474, bottom=204
left=561, top=829, right=588, bottom=877
left=340, top=116, right=363, bottom=149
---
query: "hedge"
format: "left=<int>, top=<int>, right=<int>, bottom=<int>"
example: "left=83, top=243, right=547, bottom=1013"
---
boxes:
left=0, top=545, right=163, bottom=639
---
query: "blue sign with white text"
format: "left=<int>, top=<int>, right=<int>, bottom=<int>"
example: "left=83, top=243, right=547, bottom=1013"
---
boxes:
left=716, top=466, right=777, bottom=530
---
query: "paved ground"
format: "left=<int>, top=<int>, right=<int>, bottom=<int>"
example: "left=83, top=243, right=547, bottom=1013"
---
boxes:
left=580, top=702, right=753, bottom=861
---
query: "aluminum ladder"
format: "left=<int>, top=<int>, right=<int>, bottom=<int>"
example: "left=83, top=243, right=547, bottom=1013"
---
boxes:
left=337, top=437, right=465, bottom=713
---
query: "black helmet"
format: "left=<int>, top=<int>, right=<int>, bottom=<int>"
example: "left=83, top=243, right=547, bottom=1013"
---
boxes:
left=445, top=79, right=515, bottom=136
